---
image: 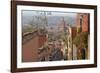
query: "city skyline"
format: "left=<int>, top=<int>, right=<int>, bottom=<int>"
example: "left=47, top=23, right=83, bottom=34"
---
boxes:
left=22, top=10, right=77, bottom=27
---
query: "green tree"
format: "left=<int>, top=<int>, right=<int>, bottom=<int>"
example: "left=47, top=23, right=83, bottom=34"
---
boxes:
left=73, top=32, right=88, bottom=49
left=73, top=32, right=88, bottom=59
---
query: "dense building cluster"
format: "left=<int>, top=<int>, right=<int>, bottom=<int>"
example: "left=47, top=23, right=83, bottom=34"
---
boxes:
left=22, top=13, right=90, bottom=62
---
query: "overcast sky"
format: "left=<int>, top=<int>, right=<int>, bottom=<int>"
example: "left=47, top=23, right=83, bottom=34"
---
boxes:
left=22, top=10, right=77, bottom=27
left=22, top=10, right=77, bottom=17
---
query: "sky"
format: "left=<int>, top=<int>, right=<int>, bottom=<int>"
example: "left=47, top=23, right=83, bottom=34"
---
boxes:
left=22, top=10, right=77, bottom=27
left=22, top=10, right=77, bottom=17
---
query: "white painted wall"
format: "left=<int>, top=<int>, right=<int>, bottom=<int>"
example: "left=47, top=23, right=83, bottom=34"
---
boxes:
left=0, top=0, right=99, bottom=73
